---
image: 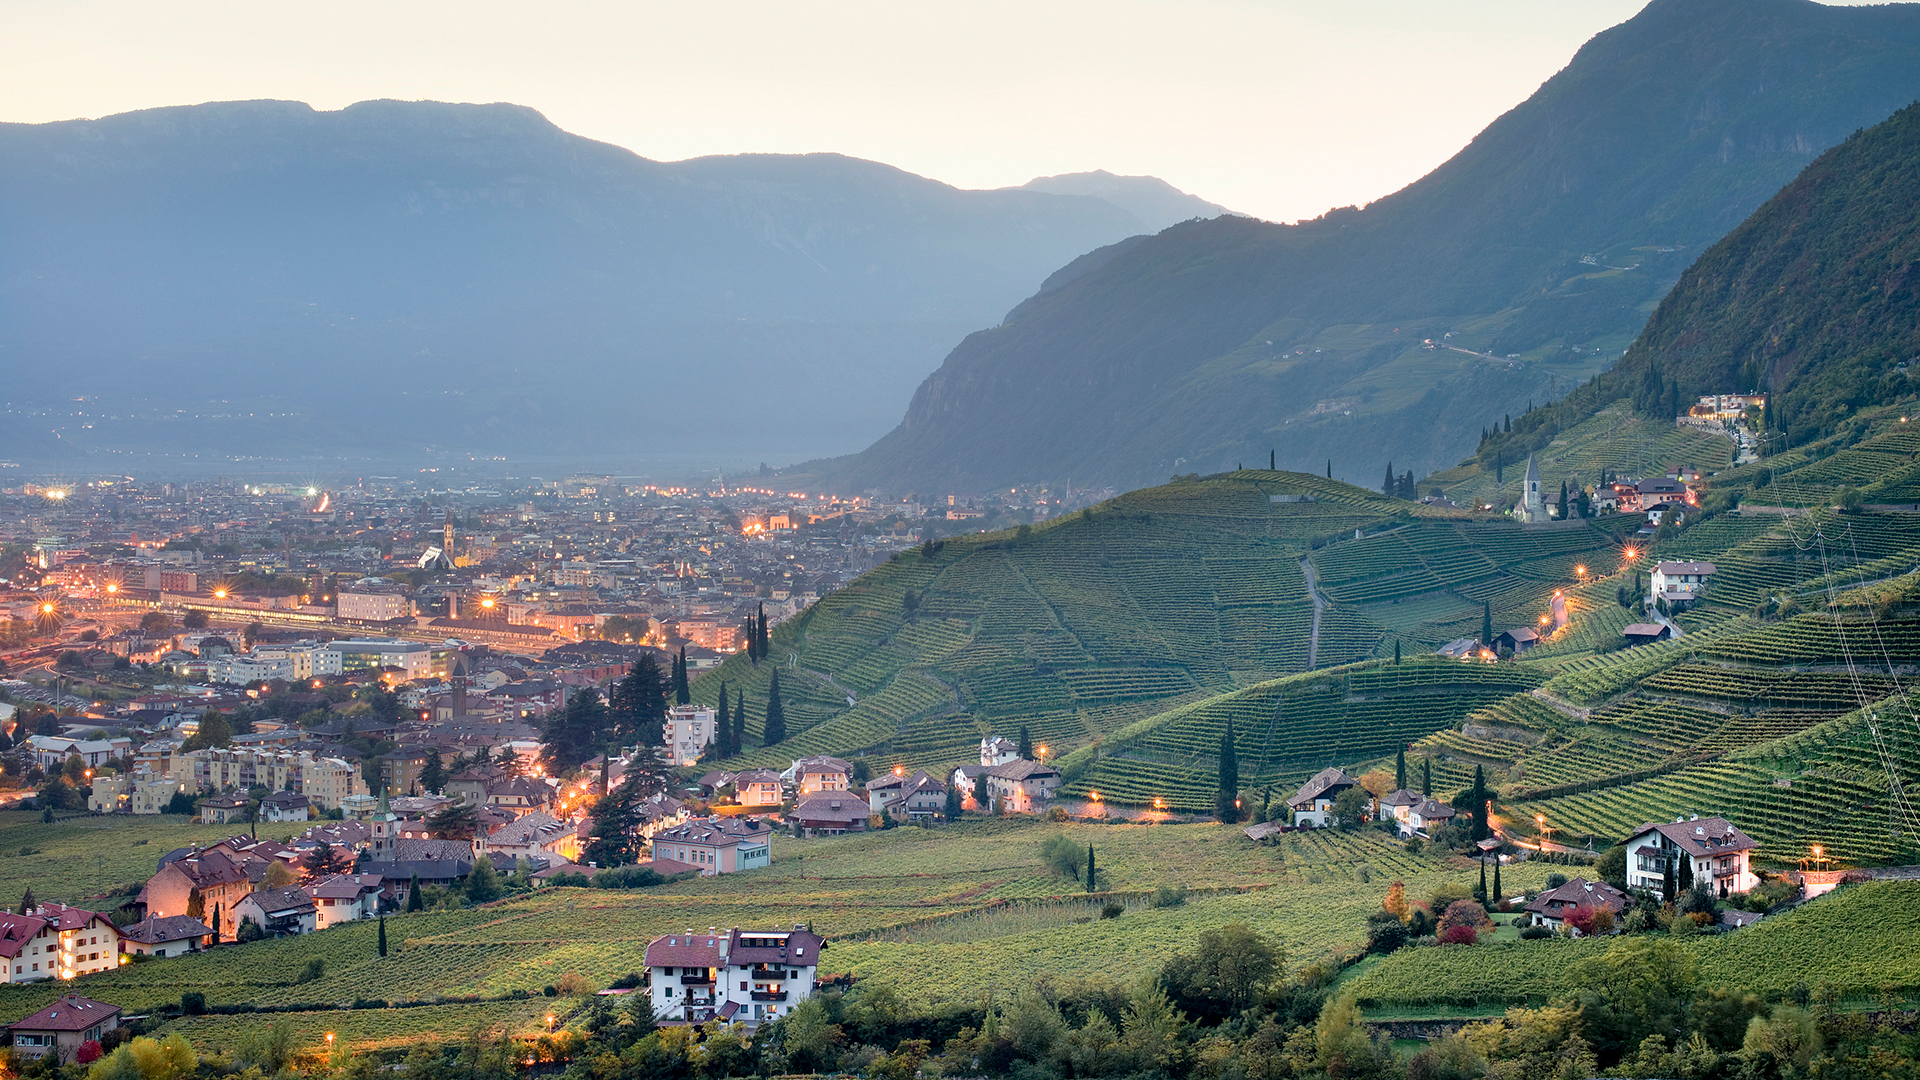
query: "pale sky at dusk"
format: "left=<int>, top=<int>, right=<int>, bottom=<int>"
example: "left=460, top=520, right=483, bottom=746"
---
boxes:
left=0, top=1, right=1868, bottom=222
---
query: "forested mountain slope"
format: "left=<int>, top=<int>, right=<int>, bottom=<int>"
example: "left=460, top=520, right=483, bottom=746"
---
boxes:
left=808, top=0, right=1920, bottom=493
left=0, top=100, right=1205, bottom=465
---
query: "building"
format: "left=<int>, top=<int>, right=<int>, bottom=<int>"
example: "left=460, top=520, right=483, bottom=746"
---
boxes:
left=118, top=915, right=212, bottom=958
left=643, top=926, right=824, bottom=1027
left=234, top=888, right=318, bottom=937
left=259, top=792, right=312, bottom=822
left=789, top=793, right=869, bottom=836
left=1288, top=767, right=1360, bottom=827
left=0, top=905, right=121, bottom=984
left=980, top=736, right=1019, bottom=766
left=1524, top=878, right=1628, bottom=933
left=206, top=654, right=295, bottom=686
left=173, top=748, right=366, bottom=811
left=5, top=994, right=121, bottom=1062
left=1625, top=816, right=1759, bottom=896
left=664, top=704, right=717, bottom=767
left=336, top=585, right=411, bottom=623
left=983, top=759, right=1061, bottom=815
left=649, top=817, right=774, bottom=874
left=1622, top=623, right=1672, bottom=646
left=482, top=812, right=579, bottom=864
left=138, top=847, right=255, bottom=941
left=325, top=639, right=432, bottom=680
left=1650, top=561, right=1716, bottom=606
left=197, top=793, right=252, bottom=824
left=790, top=756, right=852, bottom=796
left=1493, top=627, right=1540, bottom=654
left=1516, top=455, right=1551, bottom=524
left=304, top=875, right=384, bottom=929
left=1690, top=393, right=1767, bottom=419
left=25, top=734, right=132, bottom=770
left=731, top=769, right=784, bottom=807
left=88, top=773, right=183, bottom=815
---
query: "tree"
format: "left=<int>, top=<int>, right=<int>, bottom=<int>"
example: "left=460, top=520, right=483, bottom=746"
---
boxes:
left=607, top=655, right=668, bottom=753
left=140, top=611, right=172, bottom=633
left=1018, top=724, right=1034, bottom=760
left=1395, top=749, right=1407, bottom=792
left=1383, top=881, right=1410, bottom=923
left=1157, top=922, right=1282, bottom=1023
left=181, top=609, right=209, bottom=630
left=1217, top=718, right=1240, bottom=822
left=1466, top=765, right=1491, bottom=842
left=1393, top=640, right=1401, bottom=665
left=944, top=785, right=962, bottom=822
left=406, top=873, right=423, bottom=912
left=1558, top=481, right=1570, bottom=520
left=1330, top=785, right=1370, bottom=829
left=542, top=687, right=612, bottom=776
left=1085, top=844, right=1096, bottom=893
left=264, top=860, right=298, bottom=888
left=973, top=770, right=989, bottom=812
left=181, top=711, right=232, bottom=752
left=762, top=671, right=786, bottom=745
left=377, top=914, right=387, bottom=957
left=1383, top=462, right=1397, bottom=496
left=673, top=646, right=690, bottom=705
left=714, top=684, right=732, bottom=758
left=1481, top=602, right=1493, bottom=646
left=1492, top=860, right=1503, bottom=906
left=465, top=855, right=502, bottom=903
left=583, top=774, right=645, bottom=868
left=1422, top=757, right=1432, bottom=797
left=1039, top=833, right=1085, bottom=878
left=419, top=750, right=447, bottom=795
left=15, top=888, right=33, bottom=915
left=301, top=844, right=348, bottom=880
left=426, top=801, right=481, bottom=841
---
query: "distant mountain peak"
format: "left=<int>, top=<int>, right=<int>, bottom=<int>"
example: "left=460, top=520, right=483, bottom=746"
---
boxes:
left=1013, top=171, right=1233, bottom=232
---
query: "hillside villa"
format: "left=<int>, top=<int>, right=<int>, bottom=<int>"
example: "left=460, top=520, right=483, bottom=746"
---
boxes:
left=5, top=994, right=122, bottom=1063
left=1375, top=790, right=1456, bottom=838
left=1524, top=877, right=1629, bottom=934
left=1625, top=816, right=1758, bottom=895
left=1650, top=561, right=1716, bottom=606
left=643, top=926, right=823, bottom=1027
left=649, top=817, right=774, bottom=875
left=1289, top=767, right=1360, bottom=827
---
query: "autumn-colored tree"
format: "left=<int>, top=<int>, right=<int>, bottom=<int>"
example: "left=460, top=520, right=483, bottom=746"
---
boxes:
left=1383, top=881, right=1411, bottom=924
left=1439, top=899, right=1491, bottom=944
left=1566, top=904, right=1616, bottom=937
left=1358, top=769, right=1396, bottom=797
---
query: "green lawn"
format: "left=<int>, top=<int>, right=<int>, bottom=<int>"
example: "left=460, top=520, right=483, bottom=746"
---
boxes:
left=0, top=811, right=302, bottom=907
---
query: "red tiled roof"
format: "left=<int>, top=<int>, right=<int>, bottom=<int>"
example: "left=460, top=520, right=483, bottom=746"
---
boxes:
left=643, top=933, right=723, bottom=968
left=11, top=994, right=120, bottom=1033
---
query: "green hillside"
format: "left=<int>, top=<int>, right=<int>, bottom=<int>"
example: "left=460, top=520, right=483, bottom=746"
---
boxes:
left=801, top=0, right=1920, bottom=494
left=1478, top=100, right=1920, bottom=471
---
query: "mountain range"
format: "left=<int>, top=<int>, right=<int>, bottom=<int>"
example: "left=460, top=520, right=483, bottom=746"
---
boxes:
left=0, top=101, right=1220, bottom=468
left=808, top=0, right=1920, bottom=496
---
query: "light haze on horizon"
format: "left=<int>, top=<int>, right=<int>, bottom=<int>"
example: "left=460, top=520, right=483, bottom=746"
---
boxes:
left=0, top=0, right=1879, bottom=223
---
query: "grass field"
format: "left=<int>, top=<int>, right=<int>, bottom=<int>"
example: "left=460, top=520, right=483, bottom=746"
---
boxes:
left=0, top=811, right=301, bottom=905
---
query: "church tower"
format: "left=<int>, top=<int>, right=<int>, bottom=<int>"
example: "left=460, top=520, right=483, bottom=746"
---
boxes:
left=1519, top=455, right=1549, bottom=523
left=443, top=508, right=456, bottom=560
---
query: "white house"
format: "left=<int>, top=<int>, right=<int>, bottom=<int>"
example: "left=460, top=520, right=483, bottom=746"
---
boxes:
left=234, top=887, right=318, bottom=937
left=1625, top=816, right=1758, bottom=895
left=1650, top=561, right=1715, bottom=605
left=663, top=705, right=717, bottom=767
left=984, top=759, right=1060, bottom=814
left=643, top=926, right=824, bottom=1027
left=1288, top=767, right=1360, bottom=827
left=980, top=736, right=1019, bottom=767
left=303, top=874, right=384, bottom=929
left=1375, top=790, right=1456, bottom=838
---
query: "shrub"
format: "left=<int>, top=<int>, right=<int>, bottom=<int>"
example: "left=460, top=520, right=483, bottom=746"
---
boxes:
left=1100, top=902, right=1123, bottom=919
left=1038, top=834, right=1086, bottom=879
left=181, top=992, right=206, bottom=1015
left=1566, top=904, right=1615, bottom=937
left=1367, top=917, right=1409, bottom=955
left=1519, top=925, right=1554, bottom=940
left=591, top=866, right=667, bottom=889
left=1149, top=885, right=1187, bottom=908
left=1439, top=900, right=1491, bottom=942
left=1438, top=924, right=1479, bottom=945
left=1544, top=873, right=1568, bottom=890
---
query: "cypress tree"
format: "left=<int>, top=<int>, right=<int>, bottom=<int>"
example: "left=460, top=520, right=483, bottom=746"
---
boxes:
left=1421, top=757, right=1431, bottom=796
left=1558, top=481, right=1569, bottom=521
left=1018, top=725, right=1034, bottom=760
left=1481, top=602, right=1493, bottom=646
left=1086, top=844, right=1096, bottom=893
left=1678, top=851, right=1695, bottom=893
left=1469, top=765, right=1490, bottom=842
left=1492, top=861, right=1503, bottom=906
left=714, top=685, right=732, bottom=757
left=1663, top=860, right=1677, bottom=904
left=406, top=873, right=423, bottom=912
left=735, top=689, right=747, bottom=752
left=762, top=672, right=785, bottom=745
left=1395, top=749, right=1407, bottom=792
left=1270, top=449, right=1275, bottom=470
left=377, top=913, right=388, bottom=957
left=1477, top=858, right=1489, bottom=905
left=1383, top=463, right=1396, bottom=496
left=674, top=647, right=690, bottom=705
left=1326, top=460, right=1332, bottom=479
left=1393, top=640, right=1401, bottom=665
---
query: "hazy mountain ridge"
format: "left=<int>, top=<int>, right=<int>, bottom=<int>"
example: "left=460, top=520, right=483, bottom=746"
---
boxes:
left=0, top=98, right=1215, bottom=464
left=807, top=0, right=1920, bottom=494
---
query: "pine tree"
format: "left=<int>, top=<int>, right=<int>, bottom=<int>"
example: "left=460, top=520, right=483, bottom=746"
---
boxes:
left=377, top=914, right=388, bottom=958
left=944, top=784, right=963, bottom=822
left=1395, top=749, right=1406, bottom=792
left=714, top=685, right=732, bottom=757
left=762, top=671, right=785, bottom=745
left=1481, top=601, right=1493, bottom=646
left=1085, top=844, right=1096, bottom=893
left=1421, top=758, right=1431, bottom=797
left=420, top=750, right=446, bottom=795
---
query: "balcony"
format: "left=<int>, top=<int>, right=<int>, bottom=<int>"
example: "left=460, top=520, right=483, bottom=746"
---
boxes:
left=751, top=991, right=789, bottom=1002
left=680, top=974, right=714, bottom=986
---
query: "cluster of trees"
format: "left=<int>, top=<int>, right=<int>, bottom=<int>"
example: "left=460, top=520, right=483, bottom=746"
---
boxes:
left=740, top=604, right=772, bottom=663
left=1378, top=464, right=1421, bottom=501
left=542, top=657, right=671, bottom=776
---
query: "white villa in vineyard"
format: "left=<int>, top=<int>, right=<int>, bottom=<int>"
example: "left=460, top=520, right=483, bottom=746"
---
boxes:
left=643, top=926, right=824, bottom=1026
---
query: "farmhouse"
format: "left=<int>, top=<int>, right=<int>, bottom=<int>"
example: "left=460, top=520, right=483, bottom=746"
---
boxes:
left=304, top=874, right=384, bottom=929
left=790, top=794, right=869, bottom=836
left=643, top=926, right=824, bottom=1027
left=1650, top=561, right=1716, bottom=605
left=118, top=915, right=212, bottom=958
left=1493, top=627, right=1539, bottom=654
left=984, top=758, right=1061, bottom=815
left=138, top=847, right=255, bottom=941
left=1376, top=790, right=1455, bottom=837
left=1622, top=623, right=1672, bottom=646
left=731, top=770, right=784, bottom=808
left=1625, top=816, right=1759, bottom=895
left=1524, top=877, right=1628, bottom=934
left=5, top=994, right=121, bottom=1063
left=868, top=770, right=948, bottom=821
left=1288, top=767, right=1359, bottom=827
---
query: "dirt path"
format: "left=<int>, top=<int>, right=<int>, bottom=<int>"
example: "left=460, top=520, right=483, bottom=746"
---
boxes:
left=1300, top=555, right=1327, bottom=669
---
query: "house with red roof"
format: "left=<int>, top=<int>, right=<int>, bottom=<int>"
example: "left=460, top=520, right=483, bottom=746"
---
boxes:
left=5, top=994, right=121, bottom=1062
left=1625, top=816, right=1758, bottom=895
left=643, top=925, right=824, bottom=1027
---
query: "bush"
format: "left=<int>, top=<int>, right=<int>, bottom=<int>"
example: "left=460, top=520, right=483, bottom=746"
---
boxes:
left=181, top=992, right=206, bottom=1015
left=1037, top=834, right=1086, bottom=879
left=1149, top=885, right=1187, bottom=908
left=1100, top=902, right=1123, bottom=919
left=1519, top=925, right=1554, bottom=940
left=591, top=866, right=667, bottom=889
left=1438, top=924, right=1479, bottom=945
left=1544, top=873, right=1568, bottom=890
left=1367, top=917, right=1409, bottom=955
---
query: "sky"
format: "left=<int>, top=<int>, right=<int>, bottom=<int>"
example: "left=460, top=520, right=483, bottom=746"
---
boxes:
left=0, top=1, right=1852, bottom=223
